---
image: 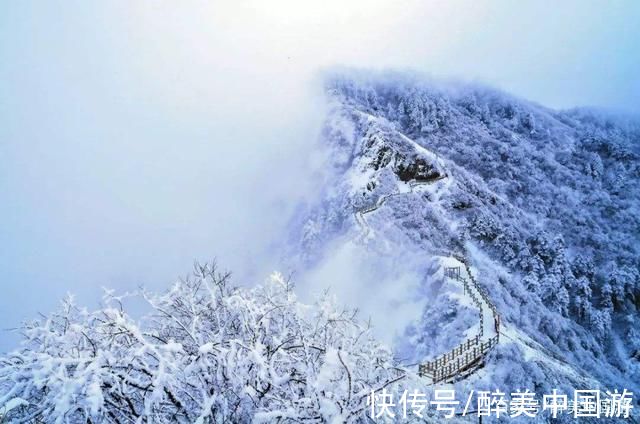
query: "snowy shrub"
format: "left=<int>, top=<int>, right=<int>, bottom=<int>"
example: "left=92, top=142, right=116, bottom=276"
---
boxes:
left=0, top=263, right=404, bottom=422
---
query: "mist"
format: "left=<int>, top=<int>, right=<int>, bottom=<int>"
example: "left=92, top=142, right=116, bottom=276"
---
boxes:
left=1, top=0, right=639, bottom=350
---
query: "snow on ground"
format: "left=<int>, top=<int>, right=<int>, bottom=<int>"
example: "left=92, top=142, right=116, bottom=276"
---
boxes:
left=500, top=323, right=600, bottom=388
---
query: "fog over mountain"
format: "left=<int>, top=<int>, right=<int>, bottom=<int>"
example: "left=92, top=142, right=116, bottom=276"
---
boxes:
left=3, top=70, right=638, bottom=422
left=1, top=1, right=639, bottom=421
left=1, top=1, right=639, bottom=352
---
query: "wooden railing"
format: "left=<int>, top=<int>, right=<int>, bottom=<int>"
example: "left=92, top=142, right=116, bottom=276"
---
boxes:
left=418, top=260, right=500, bottom=383
left=353, top=175, right=500, bottom=384
left=354, top=175, right=447, bottom=218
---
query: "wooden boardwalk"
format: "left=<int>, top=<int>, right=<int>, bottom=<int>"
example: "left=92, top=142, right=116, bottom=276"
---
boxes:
left=353, top=174, right=500, bottom=384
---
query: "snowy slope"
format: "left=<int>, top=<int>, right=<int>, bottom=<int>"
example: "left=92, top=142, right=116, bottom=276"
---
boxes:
left=287, top=70, right=640, bottom=404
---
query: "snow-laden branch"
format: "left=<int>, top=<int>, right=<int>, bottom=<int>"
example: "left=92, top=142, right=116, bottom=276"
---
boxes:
left=0, top=263, right=403, bottom=422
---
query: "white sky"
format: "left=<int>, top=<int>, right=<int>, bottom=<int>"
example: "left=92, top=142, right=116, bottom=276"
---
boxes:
left=0, top=0, right=638, bottom=349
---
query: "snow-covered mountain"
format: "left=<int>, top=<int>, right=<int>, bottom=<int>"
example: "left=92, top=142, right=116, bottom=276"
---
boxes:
left=288, top=70, right=640, bottom=404
left=2, top=70, right=638, bottom=422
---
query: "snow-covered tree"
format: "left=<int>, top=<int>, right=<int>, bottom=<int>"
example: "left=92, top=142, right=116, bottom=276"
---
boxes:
left=0, top=263, right=404, bottom=422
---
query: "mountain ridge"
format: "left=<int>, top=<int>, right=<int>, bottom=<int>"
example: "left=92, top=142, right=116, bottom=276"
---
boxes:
left=288, top=70, right=640, bottom=399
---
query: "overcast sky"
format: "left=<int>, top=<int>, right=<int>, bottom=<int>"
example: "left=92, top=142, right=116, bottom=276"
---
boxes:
left=1, top=0, right=639, bottom=350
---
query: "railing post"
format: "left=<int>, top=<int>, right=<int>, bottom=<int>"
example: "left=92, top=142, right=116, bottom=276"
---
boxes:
left=420, top=257, right=501, bottom=382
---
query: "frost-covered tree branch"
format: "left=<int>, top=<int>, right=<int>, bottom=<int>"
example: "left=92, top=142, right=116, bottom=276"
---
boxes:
left=0, top=262, right=404, bottom=422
